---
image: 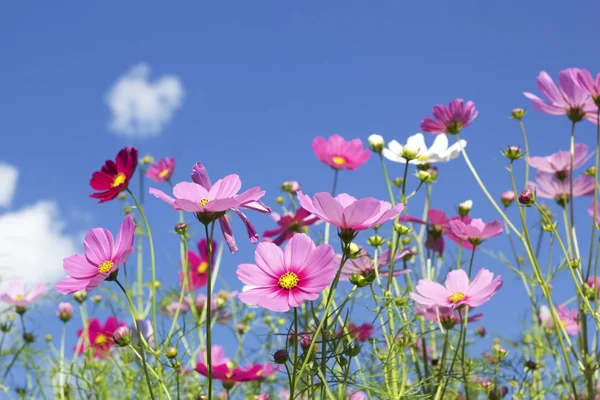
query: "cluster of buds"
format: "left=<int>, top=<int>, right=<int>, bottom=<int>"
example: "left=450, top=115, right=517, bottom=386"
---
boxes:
left=416, top=168, right=437, bottom=183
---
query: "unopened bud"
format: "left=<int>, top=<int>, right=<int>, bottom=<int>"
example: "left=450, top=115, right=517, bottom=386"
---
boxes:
left=141, top=155, right=154, bottom=165
left=416, top=170, right=434, bottom=183
left=367, top=235, right=385, bottom=247
left=277, top=318, right=286, bottom=326
left=57, top=302, right=73, bottom=322
left=525, top=360, right=537, bottom=370
left=346, top=242, right=362, bottom=259
left=349, top=272, right=374, bottom=288
left=113, top=326, right=131, bottom=347
left=281, top=181, right=300, bottom=194
left=401, top=145, right=420, bottom=161
left=585, top=166, right=597, bottom=177
left=166, top=346, right=178, bottom=359
left=117, top=193, right=127, bottom=201
left=518, top=189, right=535, bottom=206
left=394, top=223, right=412, bottom=236
left=123, top=206, right=133, bottom=215
left=23, top=333, right=35, bottom=343
left=394, top=295, right=409, bottom=307
left=343, top=341, right=361, bottom=357
left=401, top=236, right=412, bottom=246
left=0, top=323, right=10, bottom=333
left=480, top=380, right=495, bottom=392
left=275, top=196, right=285, bottom=205
left=570, top=258, right=580, bottom=269
left=511, top=108, right=526, bottom=120
left=73, top=290, right=87, bottom=304
left=503, top=145, right=523, bottom=161
left=500, top=191, right=516, bottom=207
left=45, top=334, right=53, bottom=342
left=273, top=349, right=289, bottom=364
left=368, top=134, right=385, bottom=153
left=174, top=222, right=188, bottom=235
left=91, top=295, right=102, bottom=304
left=458, top=200, right=472, bottom=217
left=392, top=177, right=404, bottom=187
left=492, top=343, right=508, bottom=358
left=475, top=326, right=486, bottom=337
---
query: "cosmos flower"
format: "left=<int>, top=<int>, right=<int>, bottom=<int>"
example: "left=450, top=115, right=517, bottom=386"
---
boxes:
left=312, top=135, right=371, bottom=170
left=576, top=69, right=600, bottom=110
left=262, top=208, right=319, bottom=246
left=529, top=171, right=594, bottom=205
left=131, top=319, right=155, bottom=348
left=237, top=234, right=336, bottom=312
left=539, top=305, right=580, bottom=335
left=55, top=215, right=135, bottom=294
left=76, top=316, right=125, bottom=358
left=340, top=323, right=375, bottom=342
left=195, top=345, right=278, bottom=382
left=382, top=133, right=467, bottom=164
left=447, top=218, right=503, bottom=246
left=410, top=268, right=502, bottom=309
left=0, top=281, right=47, bottom=307
left=179, top=239, right=216, bottom=291
left=146, top=157, right=176, bottom=182
left=56, top=302, right=74, bottom=322
left=160, top=298, right=191, bottom=316
left=90, top=147, right=138, bottom=203
left=420, top=99, right=478, bottom=135
left=338, top=248, right=411, bottom=281
left=415, top=306, right=483, bottom=329
left=527, top=144, right=592, bottom=178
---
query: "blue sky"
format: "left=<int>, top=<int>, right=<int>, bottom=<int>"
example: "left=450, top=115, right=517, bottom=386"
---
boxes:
left=1, top=0, right=600, bottom=389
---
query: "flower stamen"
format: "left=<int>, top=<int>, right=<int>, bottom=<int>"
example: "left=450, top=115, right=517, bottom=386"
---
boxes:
left=278, top=272, right=299, bottom=290
left=449, top=292, right=465, bottom=303
left=112, top=173, right=126, bottom=187
left=98, top=260, right=114, bottom=274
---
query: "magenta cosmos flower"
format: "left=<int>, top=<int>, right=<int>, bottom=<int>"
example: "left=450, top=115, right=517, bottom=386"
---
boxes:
left=90, top=147, right=138, bottom=203
left=263, top=207, right=319, bottom=246
left=150, top=162, right=270, bottom=253
left=0, top=281, right=47, bottom=307
left=195, top=345, right=277, bottom=382
left=529, top=171, right=594, bottom=205
left=415, top=306, right=482, bottom=329
left=55, top=215, right=135, bottom=294
left=420, top=99, right=478, bottom=135
left=338, top=248, right=411, bottom=282
left=76, top=316, right=125, bottom=358
left=298, top=192, right=403, bottom=241
left=312, top=134, right=370, bottom=170
left=539, top=305, right=580, bottom=335
left=447, top=218, right=503, bottom=246
left=411, top=268, right=502, bottom=309
left=236, top=233, right=335, bottom=312
left=527, top=144, right=592, bottom=179
left=146, top=157, right=176, bottom=183
left=340, top=322, right=375, bottom=343
left=179, top=239, right=216, bottom=291
left=524, top=68, right=595, bottom=123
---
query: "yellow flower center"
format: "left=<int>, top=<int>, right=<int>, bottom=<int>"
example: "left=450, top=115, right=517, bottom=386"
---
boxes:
left=94, top=334, right=108, bottom=345
left=433, top=225, right=443, bottom=233
left=158, top=168, right=170, bottom=178
left=256, top=369, right=263, bottom=376
left=449, top=292, right=465, bottom=303
left=417, top=154, right=429, bottom=161
left=561, top=320, right=568, bottom=328
left=199, top=198, right=209, bottom=206
left=197, top=261, right=208, bottom=274
left=112, top=173, right=126, bottom=187
left=15, top=294, right=24, bottom=301
left=332, top=156, right=347, bottom=165
left=98, top=260, right=114, bottom=274
left=278, top=272, right=299, bottom=290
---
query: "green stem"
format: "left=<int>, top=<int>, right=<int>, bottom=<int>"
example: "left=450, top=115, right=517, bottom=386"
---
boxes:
left=203, top=221, right=216, bottom=400
left=520, top=120, right=530, bottom=190
left=290, top=307, right=299, bottom=398
left=586, top=109, right=600, bottom=279
left=467, top=248, right=476, bottom=278
left=331, top=169, right=339, bottom=196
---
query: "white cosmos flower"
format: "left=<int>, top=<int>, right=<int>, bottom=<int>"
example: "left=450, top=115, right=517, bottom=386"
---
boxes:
left=382, top=133, right=467, bottom=165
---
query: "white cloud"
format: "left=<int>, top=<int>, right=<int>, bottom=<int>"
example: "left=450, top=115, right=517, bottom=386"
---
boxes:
left=106, top=63, right=184, bottom=137
left=0, top=163, right=18, bottom=208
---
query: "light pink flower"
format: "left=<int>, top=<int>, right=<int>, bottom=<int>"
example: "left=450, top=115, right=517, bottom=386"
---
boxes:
left=420, top=99, right=478, bottom=135
left=415, top=306, right=482, bottom=329
left=55, top=215, right=135, bottom=294
left=0, top=281, right=47, bottom=307
left=297, top=192, right=403, bottom=240
left=410, top=268, right=502, bottom=309
left=312, top=135, right=370, bottom=170
left=527, top=144, right=592, bottom=178
left=338, top=248, right=411, bottom=281
left=347, top=391, right=368, bottom=400
left=524, top=69, right=595, bottom=123
left=150, top=162, right=271, bottom=253
left=146, top=157, right=176, bottom=182
left=529, top=171, right=594, bottom=204
left=577, top=69, right=600, bottom=112
left=447, top=218, right=503, bottom=246
left=237, top=234, right=335, bottom=312
left=539, top=305, right=580, bottom=335
left=161, top=298, right=191, bottom=316
left=263, top=208, right=319, bottom=246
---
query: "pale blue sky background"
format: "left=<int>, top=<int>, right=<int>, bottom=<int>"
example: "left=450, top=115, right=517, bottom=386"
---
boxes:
left=1, top=0, right=599, bottom=393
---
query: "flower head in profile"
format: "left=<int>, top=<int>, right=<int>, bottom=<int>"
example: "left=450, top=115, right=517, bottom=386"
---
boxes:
left=131, top=319, right=155, bottom=348
left=312, top=135, right=370, bottom=170
left=195, top=345, right=278, bottom=382
left=577, top=69, right=600, bottom=108
left=237, top=234, right=336, bottom=312
left=150, top=162, right=270, bottom=253
left=338, top=248, right=411, bottom=283
left=179, top=239, right=216, bottom=291
left=539, top=305, right=580, bottom=335
left=529, top=171, right=594, bottom=206
left=160, top=298, right=191, bottom=316
left=420, top=99, right=478, bottom=135
left=447, top=218, right=503, bottom=246
left=263, top=208, right=319, bottom=246
left=76, top=316, right=125, bottom=358
left=415, top=306, right=482, bottom=329
left=527, top=144, right=592, bottom=179
left=55, top=215, right=135, bottom=294
left=146, top=157, right=176, bottom=183
left=298, top=192, right=403, bottom=241
left=90, top=147, right=138, bottom=203
left=0, top=281, right=47, bottom=307
left=524, top=68, right=594, bottom=123
left=383, top=133, right=467, bottom=165
left=410, top=268, right=502, bottom=309
left=340, top=323, right=375, bottom=343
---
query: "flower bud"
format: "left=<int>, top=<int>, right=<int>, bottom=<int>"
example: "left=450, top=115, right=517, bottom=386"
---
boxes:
left=394, top=295, right=409, bottom=307
left=91, top=295, right=102, bottom=304
left=0, top=323, right=10, bottom=333
left=45, top=334, right=53, bottom=342
left=518, top=189, right=535, bottom=206
left=236, top=323, right=249, bottom=335
left=141, top=155, right=154, bottom=165
left=368, top=134, right=385, bottom=153
left=345, top=242, right=362, bottom=259
left=281, top=181, right=300, bottom=194
left=570, top=258, right=580, bottom=269
left=277, top=318, right=286, bottom=326
left=275, top=196, right=285, bottom=205
left=492, top=343, right=508, bottom=358
left=23, top=332, right=35, bottom=343
left=273, top=349, right=289, bottom=364
left=401, top=236, right=412, bottom=246
left=511, top=108, right=526, bottom=120
left=585, top=166, right=597, bottom=177
left=7, top=312, right=15, bottom=322
left=166, top=346, right=178, bottom=359
left=222, top=381, right=235, bottom=390
left=458, top=200, right=472, bottom=217
left=426, top=167, right=438, bottom=182
left=392, top=177, right=404, bottom=187
left=525, top=360, right=537, bottom=370
left=73, top=290, right=87, bottom=304
left=367, top=235, right=385, bottom=247
left=117, top=192, right=127, bottom=201
left=502, top=145, right=523, bottom=161
left=123, top=206, right=133, bottom=215
left=480, top=380, right=495, bottom=392
left=500, top=191, right=515, bottom=207
left=57, top=302, right=73, bottom=322
left=416, top=170, right=434, bottom=183
left=349, top=272, right=374, bottom=288
left=394, top=223, right=412, bottom=236
left=174, top=222, right=188, bottom=235
left=113, top=326, right=131, bottom=347
left=343, top=341, right=361, bottom=357
left=15, top=306, right=26, bottom=315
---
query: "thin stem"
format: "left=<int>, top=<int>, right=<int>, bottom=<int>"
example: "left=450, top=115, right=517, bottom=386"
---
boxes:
left=1, top=344, right=25, bottom=383
left=331, top=169, right=339, bottom=196
left=379, top=154, right=396, bottom=206
left=520, top=120, right=530, bottom=190
left=290, top=307, right=299, bottom=398
left=586, top=109, right=600, bottom=279
left=467, top=247, right=477, bottom=278
left=204, top=221, right=215, bottom=400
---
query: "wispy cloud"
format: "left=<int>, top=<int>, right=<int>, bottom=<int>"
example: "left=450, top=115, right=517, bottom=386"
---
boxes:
left=105, top=63, right=184, bottom=137
left=0, top=163, right=18, bottom=208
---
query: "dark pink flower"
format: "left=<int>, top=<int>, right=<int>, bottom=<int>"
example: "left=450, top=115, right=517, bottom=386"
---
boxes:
left=0, top=281, right=47, bottom=307
left=342, top=323, right=375, bottom=342
left=447, top=218, right=503, bottom=246
left=527, top=144, right=592, bottom=179
left=529, top=171, right=594, bottom=205
left=420, top=99, right=478, bottom=135
left=178, top=239, right=216, bottom=291
left=312, top=135, right=370, bottom=170
left=415, top=306, right=482, bottom=329
left=76, top=316, right=125, bottom=358
left=262, top=208, right=319, bottom=246
left=90, top=147, right=138, bottom=203
left=146, top=157, right=176, bottom=182
left=195, top=345, right=278, bottom=382
left=524, top=69, right=595, bottom=123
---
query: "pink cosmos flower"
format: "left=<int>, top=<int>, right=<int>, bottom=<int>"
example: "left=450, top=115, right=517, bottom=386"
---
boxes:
left=262, top=208, right=319, bottom=246
left=529, top=171, right=594, bottom=204
left=237, top=233, right=336, bottom=312
left=55, top=215, right=135, bottom=294
left=500, top=191, right=516, bottom=207
left=420, top=99, right=478, bottom=135
left=131, top=319, right=155, bottom=348
left=179, top=239, right=216, bottom=291
left=588, top=201, right=600, bottom=225
left=524, top=69, right=595, bottom=123
left=341, top=323, right=375, bottom=342
left=415, top=306, right=482, bottom=329
left=76, top=316, right=125, bottom=358
left=577, top=69, right=600, bottom=112
left=0, top=281, right=47, bottom=307
left=347, top=391, right=368, bottom=400
left=527, top=144, right=592, bottom=178
left=312, top=135, right=370, bottom=170
left=539, top=305, right=580, bottom=335
left=146, top=157, right=176, bottom=182
left=150, top=162, right=270, bottom=253
left=195, top=345, right=278, bottom=382
left=161, top=298, right=191, bottom=316
left=410, top=268, right=502, bottom=309
left=57, top=302, right=74, bottom=321
left=195, top=293, right=232, bottom=325
left=297, top=192, right=403, bottom=240
left=338, top=248, right=411, bottom=281
left=447, top=218, right=503, bottom=246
